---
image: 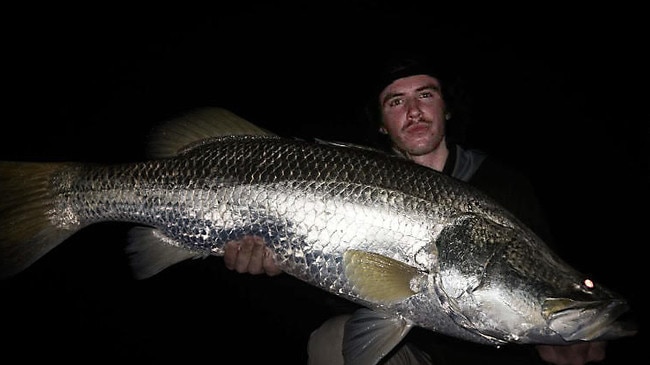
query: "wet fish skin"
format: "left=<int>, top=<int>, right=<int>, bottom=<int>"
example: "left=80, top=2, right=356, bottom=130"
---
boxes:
left=0, top=108, right=636, bottom=365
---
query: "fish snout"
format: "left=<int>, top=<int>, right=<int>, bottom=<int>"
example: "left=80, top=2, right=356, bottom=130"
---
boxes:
left=543, top=297, right=636, bottom=342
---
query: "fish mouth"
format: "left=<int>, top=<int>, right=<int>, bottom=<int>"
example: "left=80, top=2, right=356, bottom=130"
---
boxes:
left=543, top=298, right=637, bottom=342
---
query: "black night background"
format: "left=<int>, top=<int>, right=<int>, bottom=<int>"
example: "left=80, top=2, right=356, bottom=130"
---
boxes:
left=1, top=3, right=647, bottom=364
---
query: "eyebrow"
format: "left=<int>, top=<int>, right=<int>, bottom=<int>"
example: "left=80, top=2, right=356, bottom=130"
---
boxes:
left=381, top=83, right=441, bottom=106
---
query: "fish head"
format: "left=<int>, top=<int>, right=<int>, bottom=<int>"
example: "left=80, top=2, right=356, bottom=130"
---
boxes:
left=434, top=214, right=637, bottom=345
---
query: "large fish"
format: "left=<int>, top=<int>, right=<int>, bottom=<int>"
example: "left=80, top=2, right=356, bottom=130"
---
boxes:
left=0, top=107, right=636, bottom=365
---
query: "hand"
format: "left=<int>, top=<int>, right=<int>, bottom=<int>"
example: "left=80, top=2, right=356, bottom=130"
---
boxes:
left=223, top=235, right=282, bottom=276
left=535, top=341, right=606, bottom=365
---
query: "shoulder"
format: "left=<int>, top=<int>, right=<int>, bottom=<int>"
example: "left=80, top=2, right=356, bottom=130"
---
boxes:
left=468, top=152, right=556, bottom=244
left=470, top=153, right=539, bottom=205
left=449, top=144, right=488, bottom=182
left=476, top=155, right=533, bottom=185
left=450, top=143, right=531, bottom=188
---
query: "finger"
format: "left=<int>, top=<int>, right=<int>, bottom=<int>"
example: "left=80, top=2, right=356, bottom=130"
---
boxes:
left=536, top=343, right=591, bottom=365
left=587, top=341, right=607, bottom=362
left=223, top=241, right=241, bottom=270
left=568, top=342, right=592, bottom=363
left=535, top=345, right=558, bottom=363
left=263, top=247, right=283, bottom=276
left=235, top=237, right=257, bottom=273
left=245, top=236, right=266, bottom=275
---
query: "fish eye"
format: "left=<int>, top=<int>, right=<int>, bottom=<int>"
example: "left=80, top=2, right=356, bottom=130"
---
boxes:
left=574, top=278, right=595, bottom=292
left=572, top=278, right=596, bottom=293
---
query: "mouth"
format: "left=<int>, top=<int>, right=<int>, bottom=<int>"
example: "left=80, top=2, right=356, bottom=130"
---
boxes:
left=403, top=121, right=430, bottom=134
left=543, top=298, right=637, bottom=342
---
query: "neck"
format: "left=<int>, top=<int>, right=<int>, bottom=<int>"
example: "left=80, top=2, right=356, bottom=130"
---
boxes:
left=400, top=139, right=449, bottom=172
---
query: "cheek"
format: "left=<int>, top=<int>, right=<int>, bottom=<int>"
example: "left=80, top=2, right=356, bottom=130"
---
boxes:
left=423, top=100, right=446, bottom=115
left=383, top=121, right=403, bottom=137
left=382, top=110, right=403, bottom=129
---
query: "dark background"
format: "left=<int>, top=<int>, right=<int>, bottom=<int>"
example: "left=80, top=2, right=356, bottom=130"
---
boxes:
left=1, top=3, right=648, bottom=364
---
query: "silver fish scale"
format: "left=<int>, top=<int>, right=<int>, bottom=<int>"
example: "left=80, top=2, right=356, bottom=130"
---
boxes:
left=48, top=135, right=525, bottom=322
left=36, top=134, right=637, bottom=346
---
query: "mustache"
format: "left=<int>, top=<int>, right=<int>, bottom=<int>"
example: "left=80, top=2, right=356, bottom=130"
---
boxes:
left=403, top=118, right=431, bottom=130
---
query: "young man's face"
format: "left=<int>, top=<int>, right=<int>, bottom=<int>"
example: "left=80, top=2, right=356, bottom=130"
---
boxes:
left=379, top=74, right=447, bottom=157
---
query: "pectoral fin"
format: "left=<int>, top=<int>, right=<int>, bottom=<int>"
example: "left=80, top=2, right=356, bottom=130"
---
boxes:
left=126, top=227, right=206, bottom=279
left=343, top=249, right=423, bottom=303
left=342, top=308, right=414, bottom=365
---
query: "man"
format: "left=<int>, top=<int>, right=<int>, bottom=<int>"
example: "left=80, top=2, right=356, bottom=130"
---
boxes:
left=223, top=54, right=608, bottom=365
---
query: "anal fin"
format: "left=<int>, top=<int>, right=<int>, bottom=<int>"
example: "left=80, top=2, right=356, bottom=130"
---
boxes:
left=126, top=227, right=206, bottom=279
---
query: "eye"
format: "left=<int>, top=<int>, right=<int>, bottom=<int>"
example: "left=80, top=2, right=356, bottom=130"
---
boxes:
left=574, top=278, right=595, bottom=292
left=388, top=98, right=403, bottom=107
left=419, top=91, right=433, bottom=99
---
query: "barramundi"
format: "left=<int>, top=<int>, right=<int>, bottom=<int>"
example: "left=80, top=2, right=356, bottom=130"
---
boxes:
left=0, top=107, right=636, bottom=365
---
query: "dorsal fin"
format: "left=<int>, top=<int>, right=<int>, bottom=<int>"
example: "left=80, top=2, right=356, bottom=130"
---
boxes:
left=146, top=107, right=277, bottom=158
left=313, top=138, right=389, bottom=154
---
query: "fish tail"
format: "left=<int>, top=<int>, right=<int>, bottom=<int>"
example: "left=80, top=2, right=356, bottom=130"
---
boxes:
left=0, top=161, right=79, bottom=278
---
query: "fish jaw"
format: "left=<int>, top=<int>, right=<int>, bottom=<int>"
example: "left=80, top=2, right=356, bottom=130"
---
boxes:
left=432, top=278, right=636, bottom=346
left=431, top=217, right=637, bottom=345
left=543, top=297, right=637, bottom=342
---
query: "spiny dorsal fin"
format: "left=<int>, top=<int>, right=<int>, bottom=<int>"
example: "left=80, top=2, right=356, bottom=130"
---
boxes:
left=146, top=107, right=277, bottom=158
left=343, top=249, right=422, bottom=304
left=313, top=138, right=388, bottom=154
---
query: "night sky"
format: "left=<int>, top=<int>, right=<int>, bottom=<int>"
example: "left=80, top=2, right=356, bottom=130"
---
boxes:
left=2, top=4, right=648, bottom=364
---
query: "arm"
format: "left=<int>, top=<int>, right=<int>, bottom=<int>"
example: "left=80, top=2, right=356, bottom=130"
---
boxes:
left=223, top=235, right=283, bottom=276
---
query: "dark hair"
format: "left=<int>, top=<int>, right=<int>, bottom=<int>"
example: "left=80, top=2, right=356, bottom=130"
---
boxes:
left=358, top=52, right=471, bottom=151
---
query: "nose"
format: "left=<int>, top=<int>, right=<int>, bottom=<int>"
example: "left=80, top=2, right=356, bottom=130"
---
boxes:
left=406, top=99, right=422, bottom=120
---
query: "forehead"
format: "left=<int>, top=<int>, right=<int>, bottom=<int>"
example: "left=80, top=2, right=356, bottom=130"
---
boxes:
left=379, top=74, right=442, bottom=100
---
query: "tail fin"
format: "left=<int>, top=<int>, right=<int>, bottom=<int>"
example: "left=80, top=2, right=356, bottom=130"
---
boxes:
left=0, top=161, right=80, bottom=278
